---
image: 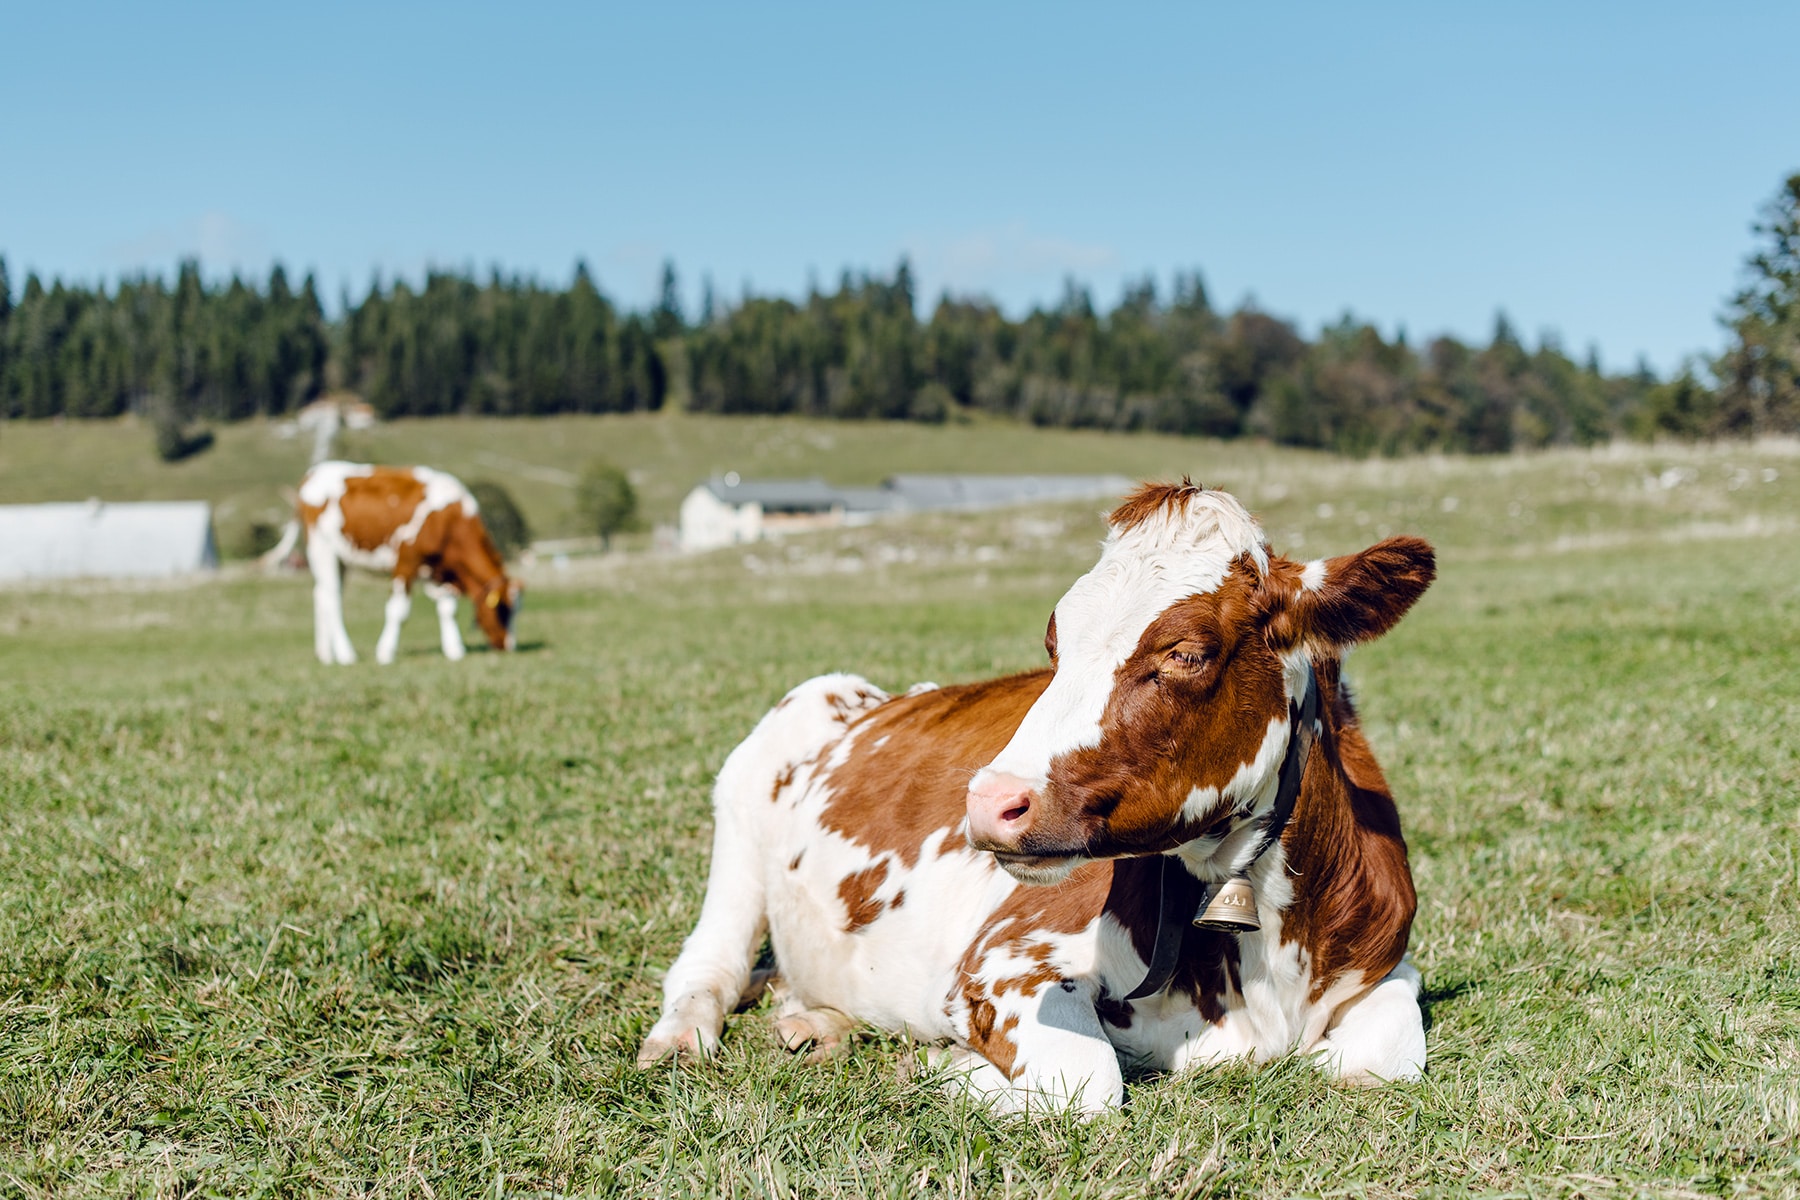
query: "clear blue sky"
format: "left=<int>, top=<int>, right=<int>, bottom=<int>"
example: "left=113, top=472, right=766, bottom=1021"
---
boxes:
left=3, top=1, right=1795, bottom=374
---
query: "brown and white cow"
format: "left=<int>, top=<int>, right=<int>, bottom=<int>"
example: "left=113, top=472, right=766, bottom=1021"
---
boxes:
left=269, top=461, right=521, bottom=665
left=638, top=481, right=1435, bottom=1112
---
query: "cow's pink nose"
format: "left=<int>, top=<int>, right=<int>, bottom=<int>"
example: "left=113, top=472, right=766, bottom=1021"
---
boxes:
left=966, top=773, right=1038, bottom=851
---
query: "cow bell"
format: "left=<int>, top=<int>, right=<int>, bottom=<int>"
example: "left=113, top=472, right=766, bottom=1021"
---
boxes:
left=1193, top=875, right=1260, bottom=933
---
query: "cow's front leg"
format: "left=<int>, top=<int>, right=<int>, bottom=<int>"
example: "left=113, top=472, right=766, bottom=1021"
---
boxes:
left=1315, top=958, right=1426, bottom=1085
left=307, top=542, right=356, bottom=664
left=374, top=578, right=412, bottom=665
left=424, top=583, right=466, bottom=661
left=944, top=979, right=1124, bottom=1115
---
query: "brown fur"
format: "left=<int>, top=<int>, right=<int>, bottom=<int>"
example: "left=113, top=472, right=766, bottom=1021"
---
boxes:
left=819, top=671, right=1050, bottom=865
left=335, top=471, right=428, bottom=552
left=837, top=860, right=892, bottom=932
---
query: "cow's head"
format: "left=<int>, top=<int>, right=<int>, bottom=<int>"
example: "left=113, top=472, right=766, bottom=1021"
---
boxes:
left=965, top=481, right=1434, bottom=884
left=474, top=577, right=524, bottom=652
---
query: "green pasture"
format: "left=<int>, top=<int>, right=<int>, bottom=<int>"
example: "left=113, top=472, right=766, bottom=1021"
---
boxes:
left=1, top=428, right=1797, bottom=1197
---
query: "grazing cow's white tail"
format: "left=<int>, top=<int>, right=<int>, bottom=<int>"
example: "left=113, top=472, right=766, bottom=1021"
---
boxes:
left=260, top=519, right=302, bottom=571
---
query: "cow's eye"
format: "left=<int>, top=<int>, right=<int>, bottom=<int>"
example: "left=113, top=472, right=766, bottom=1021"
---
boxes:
left=1163, top=645, right=1208, bottom=671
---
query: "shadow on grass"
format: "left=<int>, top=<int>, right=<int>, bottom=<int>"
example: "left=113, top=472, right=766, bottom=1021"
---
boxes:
left=1418, top=977, right=1476, bottom=1034
left=397, top=639, right=549, bottom=658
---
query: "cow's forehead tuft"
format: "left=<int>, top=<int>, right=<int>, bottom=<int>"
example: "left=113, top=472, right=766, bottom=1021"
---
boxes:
left=1103, top=486, right=1268, bottom=574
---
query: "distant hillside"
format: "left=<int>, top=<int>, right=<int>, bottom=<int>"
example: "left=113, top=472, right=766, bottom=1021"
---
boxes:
left=11, top=233, right=1790, bottom=456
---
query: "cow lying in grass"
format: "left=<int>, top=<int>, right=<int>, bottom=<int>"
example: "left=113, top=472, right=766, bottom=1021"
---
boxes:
left=267, top=461, right=521, bottom=665
left=639, top=481, right=1435, bottom=1113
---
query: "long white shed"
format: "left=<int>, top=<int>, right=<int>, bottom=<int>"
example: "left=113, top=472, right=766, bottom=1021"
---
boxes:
left=0, top=500, right=219, bottom=582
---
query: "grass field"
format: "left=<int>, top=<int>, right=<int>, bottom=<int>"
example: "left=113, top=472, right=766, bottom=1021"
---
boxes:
left=2, top=423, right=1798, bottom=1197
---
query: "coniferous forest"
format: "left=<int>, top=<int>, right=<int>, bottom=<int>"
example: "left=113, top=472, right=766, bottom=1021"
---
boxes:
left=2, top=173, right=1796, bottom=455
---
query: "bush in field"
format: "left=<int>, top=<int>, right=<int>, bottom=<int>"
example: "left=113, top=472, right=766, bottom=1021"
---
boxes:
left=149, top=397, right=213, bottom=463
left=219, top=518, right=284, bottom=561
left=575, top=461, right=637, bottom=550
left=467, top=480, right=532, bottom=560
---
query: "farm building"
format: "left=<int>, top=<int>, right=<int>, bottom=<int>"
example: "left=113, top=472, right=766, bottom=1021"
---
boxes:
left=678, top=476, right=846, bottom=551
left=883, top=474, right=1136, bottom=513
left=677, top=472, right=1133, bottom=552
left=0, top=500, right=219, bottom=582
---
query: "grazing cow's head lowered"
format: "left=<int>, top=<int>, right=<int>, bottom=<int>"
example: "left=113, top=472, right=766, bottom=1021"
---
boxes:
left=966, top=481, right=1435, bottom=883
left=472, top=575, right=525, bottom=653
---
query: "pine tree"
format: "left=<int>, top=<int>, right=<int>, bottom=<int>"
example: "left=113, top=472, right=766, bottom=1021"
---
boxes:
left=1717, top=172, right=1800, bottom=434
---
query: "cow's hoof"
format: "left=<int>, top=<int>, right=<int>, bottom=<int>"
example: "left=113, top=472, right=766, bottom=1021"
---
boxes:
left=772, top=1007, right=856, bottom=1061
left=635, top=1024, right=717, bottom=1069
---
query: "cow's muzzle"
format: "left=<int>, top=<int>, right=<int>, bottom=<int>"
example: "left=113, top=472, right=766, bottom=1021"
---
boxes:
left=966, top=771, right=1039, bottom=853
left=966, top=773, right=1087, bottom=884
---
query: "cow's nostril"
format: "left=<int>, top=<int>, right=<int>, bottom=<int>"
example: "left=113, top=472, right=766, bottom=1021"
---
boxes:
left=1000, top=797, right=1031, bottom=823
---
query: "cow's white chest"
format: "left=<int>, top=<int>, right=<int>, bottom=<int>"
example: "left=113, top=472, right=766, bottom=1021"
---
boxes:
left=766, top=786, right=1015, bottom=1039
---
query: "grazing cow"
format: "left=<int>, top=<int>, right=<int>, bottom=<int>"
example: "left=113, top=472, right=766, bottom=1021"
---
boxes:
left=638, top=481, right=1435, bottom=1113
left=267, top=461, right=522, bottom=665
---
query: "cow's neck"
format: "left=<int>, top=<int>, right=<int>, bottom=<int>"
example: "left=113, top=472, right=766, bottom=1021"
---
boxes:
left=440, top=537, right=502, bottom=600
left=1270, top=663, right=1417, bottom=990
left=1121, top=662, right=1319, bottom=1001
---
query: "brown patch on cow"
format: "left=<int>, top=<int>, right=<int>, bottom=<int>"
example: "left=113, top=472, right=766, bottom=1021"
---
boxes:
left=837, top=859, right=891, bottom=932
left=991, top=960, right=1060, bottom=1000
left=1277, top=663, right=1415, bottom=1002
left=962, top=988, right=1020, bottom=1078
left=335, top=470, right=428, bottom=551
left=788, top=851, right=804, bottom=871
left=889, top=890, right=904, bottom=910
left=770, top=762, right=797, bottom=802
left=819, top=670, right=1051, bottom=866
left=1107, top=478, right=1209, bottom=532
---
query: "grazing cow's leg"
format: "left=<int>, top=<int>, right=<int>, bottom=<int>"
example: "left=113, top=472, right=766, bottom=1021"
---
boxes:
left=639, top=673, right=889, bottom=1068
left=1314, top=958, right=1426, bottom=1085
left=948, top=979, right=1124, bottom=1115
left=307, top=541, right=356, bottom=665
left=374, top=578, right=413, bottom=665
left=425, top=583, right=466, bottom=661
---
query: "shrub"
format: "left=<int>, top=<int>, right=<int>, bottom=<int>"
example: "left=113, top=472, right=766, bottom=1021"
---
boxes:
left=149, top=398, right=213, bottom=463
left=575, top=461, right=638, bottom=550
left=467, top=480, right=532, bottom=560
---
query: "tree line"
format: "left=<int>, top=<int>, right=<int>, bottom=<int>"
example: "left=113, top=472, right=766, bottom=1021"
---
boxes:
left=3, top=173, right=1795, bottom=453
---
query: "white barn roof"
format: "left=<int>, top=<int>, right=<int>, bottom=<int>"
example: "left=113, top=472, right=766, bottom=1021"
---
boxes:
left=883, top=474, right=1135, bottom=512
left=0, top=501, right=219, bottom=582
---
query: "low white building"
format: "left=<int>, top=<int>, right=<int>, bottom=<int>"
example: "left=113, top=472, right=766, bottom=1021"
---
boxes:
left=0, top=500, right=219, bottom=582
left=677, top=472, right=1134, bottom=553
left=678, top=476, right=845, bottom=552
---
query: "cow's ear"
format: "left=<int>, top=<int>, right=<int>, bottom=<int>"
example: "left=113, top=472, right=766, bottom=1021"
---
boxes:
left=1264, top=536, right=1436, bottom=653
